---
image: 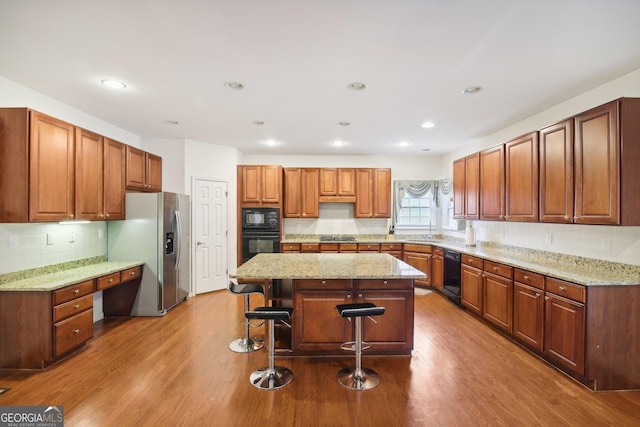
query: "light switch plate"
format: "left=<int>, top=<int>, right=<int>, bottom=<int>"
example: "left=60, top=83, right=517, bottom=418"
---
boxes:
left=47, top=232, right=55, bottom=245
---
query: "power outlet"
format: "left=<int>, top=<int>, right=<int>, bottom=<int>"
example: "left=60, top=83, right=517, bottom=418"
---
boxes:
left=9, top=236, right=18, bottom=249
left=47, top=232, right=55, bottom=245
left=545, top=233, right=552, bottom=244
left=600, top=238, right=610, bottom=252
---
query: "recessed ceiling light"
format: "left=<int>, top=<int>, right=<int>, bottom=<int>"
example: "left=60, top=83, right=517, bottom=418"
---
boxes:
left=261, top=139, right=280, bottom=147
left=347, top=82, right=367, bottom=91
left=421, top=121, right=435, bottom=129
left=101, top=79, right=127, bottom=89
left=331, top=140, right=347, bottom=147
left=462, top=86, right=482, bottom=95
left=164, top=120, right=180, bottom=125
left=224, top=81, right=245, bottom=90
left=338, top=121, right=351, bottom=126
left=252, top=120, right=265, bottom=125
left=422, top=148, right=432, bottom=152
left=395, top=141, right=412, bottom=148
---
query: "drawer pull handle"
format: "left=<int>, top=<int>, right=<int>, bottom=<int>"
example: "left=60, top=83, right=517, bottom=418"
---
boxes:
left=558, top=286, right=566, bottom=291
left=321, top=280, right=327, bottom=284
left=73, top=289, right=80, bottom=294
left=383, top=280, right=388, bottom=285
left=523, top=275, right=529, bottom=280
left=74, top=304, right=80, bottom=309
left=73, top=328, right=80, bottom=334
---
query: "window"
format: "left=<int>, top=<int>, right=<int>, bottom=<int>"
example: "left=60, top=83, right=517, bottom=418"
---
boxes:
left=396, top=190, right=433, bottom=228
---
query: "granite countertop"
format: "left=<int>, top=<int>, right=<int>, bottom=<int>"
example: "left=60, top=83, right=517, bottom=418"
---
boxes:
left=281, top=234, right=640, bottom=286
left=0, top=261, right=145, bottom=292
left=232, top=253, right=426, bottom=280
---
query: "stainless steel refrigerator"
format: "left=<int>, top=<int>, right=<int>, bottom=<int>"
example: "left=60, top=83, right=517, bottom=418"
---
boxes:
left=107, top=192, right=190, bottom=316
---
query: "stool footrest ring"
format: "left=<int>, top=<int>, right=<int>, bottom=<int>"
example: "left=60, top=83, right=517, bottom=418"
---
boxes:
left=340, top=341, right=372, bottom=351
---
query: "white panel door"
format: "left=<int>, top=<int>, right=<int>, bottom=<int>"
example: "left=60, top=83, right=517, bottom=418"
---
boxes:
left=194, top=179, right=228, bottom=294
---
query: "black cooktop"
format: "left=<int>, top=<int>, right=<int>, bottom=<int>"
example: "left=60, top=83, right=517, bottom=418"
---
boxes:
left=319, top=235, right=356, bottom=241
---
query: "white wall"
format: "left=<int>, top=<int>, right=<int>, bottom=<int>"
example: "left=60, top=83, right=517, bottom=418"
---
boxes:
left=440, top=68, right=640, bottom=266
left=141, top=139, right=187, bottom=194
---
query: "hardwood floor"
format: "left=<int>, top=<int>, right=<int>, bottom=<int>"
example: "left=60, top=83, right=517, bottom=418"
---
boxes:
left=1, top=290, right=639, bottom=426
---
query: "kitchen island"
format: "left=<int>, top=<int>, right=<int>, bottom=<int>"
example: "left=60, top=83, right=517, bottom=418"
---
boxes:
left=232, top=253, right=426, bottom=355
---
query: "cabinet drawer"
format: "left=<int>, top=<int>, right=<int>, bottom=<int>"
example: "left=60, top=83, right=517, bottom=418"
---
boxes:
left=300, top=243, right=320, bottom=252
left=380, top=243, right=402, bottom=252
left=484, top=261, right=513, bottom=279
left=53, top=294, right=93, bottom=323
left=97, top=272, right=122, bottom=290
left=53, top=280, right=95, bottom=305
left=462, top=254, right=484, bottom=269
left=339, top=243, right=358, bottom=252
left=357, top=279, right=412, bottom=290
left=514, top=269, right=544, bottom=290
left=121, top=266, right=142, bottom=282
left=546, top=277, right=585, bottom=303
left=358, top=243, right=380, bottom=252
left=281, top=243, right=301, bottom=252
left=433, top=247, right=444, bottom=256
left=296, top=279, right=353, bottom=290
left=54, top=308, right=94, bottom=357
left=403, top=244, right=431, bottom=253
left=319, top=243, right=339, bottom=252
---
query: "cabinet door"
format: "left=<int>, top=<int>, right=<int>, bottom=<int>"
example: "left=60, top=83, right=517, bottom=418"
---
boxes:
left=283, top=168, right=302, bottom=217
left=479, top=145, right=505, bottom=220
left=461, top=265, right=483, bottom=316
left=513, top=282, right=544, bottom=353
left=75, top=128, right=104, bottom=220
left=431, top=255, right=444, bottom=292
left=301, top=168, right=319, bottom=217
left=453, top=157, right=466, bottom=218
left=359, top=290, right=414, bottom=352
left=29, top=111, right=75, bottom=221
left=373, top=168, right=391, bottom=218
left=146, top=153, right=162, bottom=192
left=544, top=293, right=586, bottom=376
left=402, top=252, right=430, bottom=287
left=103, top=138, right=126, bottom=220
left=338, top=168, right=356, bottom=196
left=539, top=120, right=574, bottom=223
left=355, top=168, right=373, bottom=217
left=240, top=165, right=261, bottom=203
left=465, top=153, right=480, bottom=219
left=293, top=291, right=352, bottom=352
left=505, top=132, right=538, bottom=222
left=574, top=101, right=619, bottom=224
left=483, top=272, right=513, bottom=333
left=261, top=165, right=282, bottom=203
left=125, top=146, right=147, bottom=190
left=319, top=168, right=338, bottom=196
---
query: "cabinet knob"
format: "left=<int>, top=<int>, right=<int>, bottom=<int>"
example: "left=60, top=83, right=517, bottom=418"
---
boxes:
left=74, top=304, right=80, bottom=309
left=73, top=328, right=80, bottom=334
left=73, top=289, right=80, bottom=294
left=130, top=271, right=135, bottom=276
left=535, top=293, right=540, bottom=298
left=383, top=280, right=388, bottom=285
left=358, top=293, right=363, bottom=298
left=523, top=275, right=529, bottom=280
left=109, top=278, right=114, bottom=283
left=493, top=267, right=498, bottom=271
left=544, top=296, right=550, bottom=301
left=321, top=280, right=327, bottom=284
left=558, top=286, right=566, bottom=292
left=346, top=294, right=351, bottom=298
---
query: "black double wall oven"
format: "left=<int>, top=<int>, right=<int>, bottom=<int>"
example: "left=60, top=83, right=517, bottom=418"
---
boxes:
left=241, top=207, right=281, bottom=263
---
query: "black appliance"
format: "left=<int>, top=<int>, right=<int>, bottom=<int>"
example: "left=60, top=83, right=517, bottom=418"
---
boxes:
left=442, top=249, right=461, bottom=305
left=241, top=208, right=281, bottom=263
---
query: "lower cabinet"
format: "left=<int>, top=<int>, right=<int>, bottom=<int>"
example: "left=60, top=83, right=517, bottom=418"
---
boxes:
left=482, top=261, right=513, bottom=334
left=291, top=278, right=413, bottom=354
left=402, top=244, right=431, bottom=287
left=461, top=262, right=483, bottom=315
left=513, top=269, right=545, bottom=353
left=431, top=247, right=444, bottom=293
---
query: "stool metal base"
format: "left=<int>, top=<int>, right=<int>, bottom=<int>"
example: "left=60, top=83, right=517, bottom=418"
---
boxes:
left=250, top=367, right=294, bottom=390
left=229, top=337, right=264, bottom=353
left=337, top=367, right=381, bottom=391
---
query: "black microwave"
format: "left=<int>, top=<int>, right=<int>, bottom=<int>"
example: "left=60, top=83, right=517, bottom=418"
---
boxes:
left=241, top=207, right=280, bottom=231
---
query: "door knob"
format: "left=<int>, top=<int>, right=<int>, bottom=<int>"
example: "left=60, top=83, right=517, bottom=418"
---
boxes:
left=196, top=241, right=204, bottom=246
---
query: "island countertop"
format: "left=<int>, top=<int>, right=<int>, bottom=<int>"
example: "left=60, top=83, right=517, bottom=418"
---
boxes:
left=232, top=253, right=426, bottom=280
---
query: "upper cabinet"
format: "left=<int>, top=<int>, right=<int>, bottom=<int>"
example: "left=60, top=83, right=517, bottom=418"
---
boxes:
left=103, top=138, right=126, bottom=220
left=319, top=168, right=356, bottom=202
left=283, top=168, right=319, bottom=218
left=505, top=132, right=539, bottom=222
left=539, top=119, right=574, bottom=223
left=239, top=165, right=283, bottom=206
left=453, top=153, right=479, bottom=220
left=125, top=146, right=162, bottom=192
left=355, top=168, right=391, bottom=218
left=479, top=145, right=505, bottom=221
left=75, top=127, right=104, bottom=220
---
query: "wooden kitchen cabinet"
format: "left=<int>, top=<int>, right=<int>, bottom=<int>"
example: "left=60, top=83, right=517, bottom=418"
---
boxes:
left=355, top=168, right=391, bottom=218
left=75, top=127, right=104, bottom=220
left=544, top=277, right=586, bottom=376
left=402, top=244, right=431, bottom=287
left=281, top=243, right=301, bottom=253
left=103, top=138, right=126, bottom=220
left=482, top=260, right=514, bottom=334
left=380, top=243, right=402, bottom=259
left=539, top=119, right=574, bottom=223
left=431, top=247, right=444, bottom=292
left=513, top=269, right=545, bottom=353
left=574, top=98, right=640, bottom=225
left=505, top=132, right=538, bottom=222
left=239, top=165, right=282, bottom=205
left=479, top=144, right=505, bottom=220
left=125, top=145, right=162, bottom=192
left=319, top=168, right=356, bottom=202
left=453, top=153, right=479, bottom=219
left=283, top=168, right=319, bottom=217
left=461, top=255, right=483, bottom=316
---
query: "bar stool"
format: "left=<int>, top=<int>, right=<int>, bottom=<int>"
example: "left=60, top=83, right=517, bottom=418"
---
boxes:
left=228, top=281, right=265, bottom=353
left=245, top=306, right=294, bottom=390
left=336, top=302, right=386, bottom=391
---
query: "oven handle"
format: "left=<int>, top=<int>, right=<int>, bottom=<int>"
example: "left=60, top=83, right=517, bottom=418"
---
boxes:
left=242, top=232, right=280, bottom=238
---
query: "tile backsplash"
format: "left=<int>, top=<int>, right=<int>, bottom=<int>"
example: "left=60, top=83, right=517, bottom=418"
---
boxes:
left=0, top=222, right=107, bottom=274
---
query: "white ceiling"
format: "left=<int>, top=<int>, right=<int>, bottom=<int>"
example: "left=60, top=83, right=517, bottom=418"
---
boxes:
left=1, top=0, right=640, bottom=156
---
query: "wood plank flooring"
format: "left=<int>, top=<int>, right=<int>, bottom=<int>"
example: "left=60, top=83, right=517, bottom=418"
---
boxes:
left=1, top=290, right=639, bottom=426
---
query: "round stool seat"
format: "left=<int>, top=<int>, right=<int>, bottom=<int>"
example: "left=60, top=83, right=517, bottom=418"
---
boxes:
left=229, top=282, right=264, bottom=295
left=228, top=281, right=265, bottom=353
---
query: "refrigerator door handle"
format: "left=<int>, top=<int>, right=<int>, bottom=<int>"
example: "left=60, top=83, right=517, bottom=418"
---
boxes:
left=175, top=210, right=182, bottom=269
